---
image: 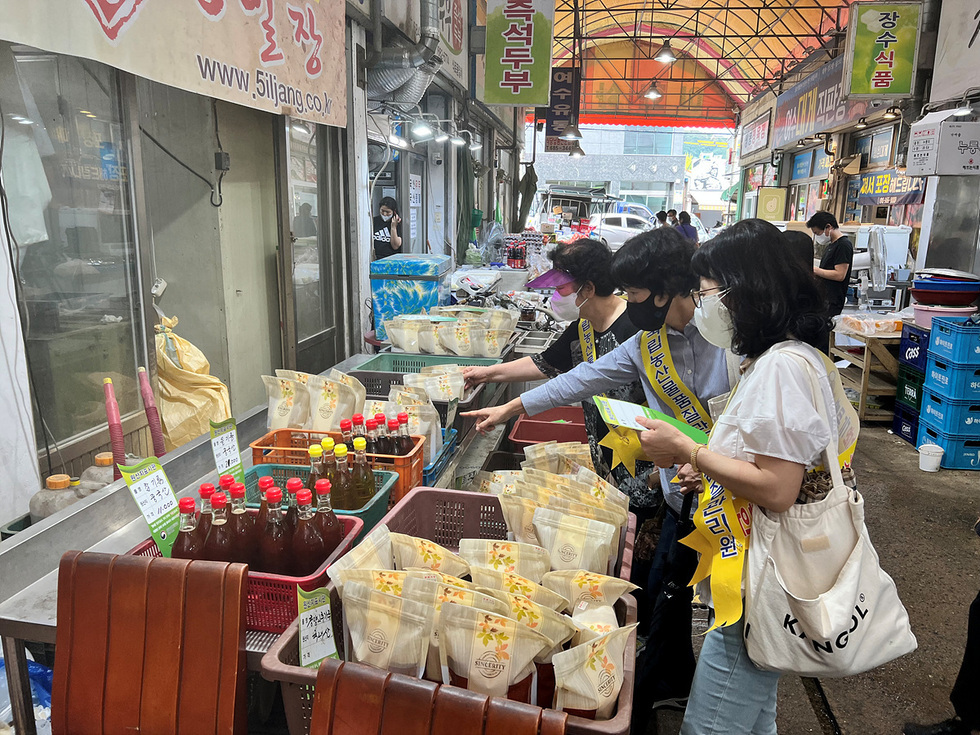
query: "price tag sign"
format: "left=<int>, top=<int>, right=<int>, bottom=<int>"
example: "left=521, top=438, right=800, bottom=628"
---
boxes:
left=118, top=457, right=181, bottom=557
left=210, top=417, right=245, bottom=485
left=297, top=586, right=338, bottom=668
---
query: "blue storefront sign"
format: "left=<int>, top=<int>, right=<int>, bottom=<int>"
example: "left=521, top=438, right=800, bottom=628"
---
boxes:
left=857, top=168, right=926, bottom=205
left=791, top=150, right=813, bottom=181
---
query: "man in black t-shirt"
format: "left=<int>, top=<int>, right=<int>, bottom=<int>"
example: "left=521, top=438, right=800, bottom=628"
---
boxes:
left=807, top=211, right=853, bottom=318
left=372, top=196, right=402, bottom=260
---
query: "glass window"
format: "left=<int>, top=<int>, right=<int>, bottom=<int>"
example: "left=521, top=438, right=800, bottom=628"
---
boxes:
left=604, top=216, right=622, bottom=227
left=287, top=119, right=325, bottom=343
left=1, top=43, right=143, bottom=447
left=623, top=130, right=672, bottom=155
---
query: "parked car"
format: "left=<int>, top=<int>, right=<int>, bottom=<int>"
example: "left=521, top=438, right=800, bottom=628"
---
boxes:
left=606, top=201, right=658, bottom=222
left=588, top=213, right=653, bottom=250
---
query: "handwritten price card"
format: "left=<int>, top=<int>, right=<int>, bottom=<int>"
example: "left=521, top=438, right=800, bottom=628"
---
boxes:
left=119, top=457, right=181, bottom=557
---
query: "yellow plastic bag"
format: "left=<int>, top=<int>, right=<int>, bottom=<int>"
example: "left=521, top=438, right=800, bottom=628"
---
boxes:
left=154, top=316, right=231, bottom=450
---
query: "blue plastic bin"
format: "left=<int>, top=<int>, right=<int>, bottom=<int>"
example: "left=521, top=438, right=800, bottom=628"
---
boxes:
left=924, top=353, right=980, bottom=401
left=917, top=420, right=980, bottom=470
left=919, top=388, right=980, bottom=437
left=929, top=317, right=980, bottom=366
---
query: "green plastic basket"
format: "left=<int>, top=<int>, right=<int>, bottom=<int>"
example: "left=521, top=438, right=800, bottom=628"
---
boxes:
left=243, top=465, right=396, bottom=543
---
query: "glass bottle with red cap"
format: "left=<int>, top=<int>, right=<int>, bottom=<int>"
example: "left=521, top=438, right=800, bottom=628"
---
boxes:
left=227, top=482, right=254, bottom=564
left=219, top=473, right=235, bottom=495
left=339, top=418, right=354, bottom=447
left=195, top=482, right=216, bottom=545
left=351, top=437, right=375, bottom=506
left=388, top=418, right=407, bottom=456
left=374, top=413, right=393, bottom=454
left=292, top=489, right=326, bottom=576
left=202, top=492, right=235, bottom=562
left=257, top=487, right=291, bottom=574
left=396, top=412, right=415, bottom=456
left=254, top=476, right=275, bottom=535
left=284, top=477, right=304, bottom=537
left=172, top=497, right=202, bottom=560
left=351, top=413, right=365, bottom=443
left=364, top=418, right=379, bottom=454
left=314, top=479, right=343, bottom=550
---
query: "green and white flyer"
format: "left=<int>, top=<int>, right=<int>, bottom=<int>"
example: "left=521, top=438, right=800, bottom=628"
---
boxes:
left=210, top=417, right=245, bottom=485
left=119, top=457, right=181, bottom=557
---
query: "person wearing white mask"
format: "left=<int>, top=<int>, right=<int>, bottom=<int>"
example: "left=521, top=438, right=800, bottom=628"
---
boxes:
left=807, top=210, right=853, bottom=318
left=637, top=218, right=852, bottom=735
left=372, top=196, right=402, bottom=260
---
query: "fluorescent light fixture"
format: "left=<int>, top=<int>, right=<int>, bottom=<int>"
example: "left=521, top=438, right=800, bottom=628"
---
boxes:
left=17, top=118, right=33, bottom=125
left=412, top=119, right=433, bottom=137
left=569, top=142, right=585, bottom=158
left=389, top=134, right=407, bottom=146
left=644, top=82, right=662, bottom=100
left=855, top=117, right=868, bottom=129
left=560, top=121, right=583, bottom=140
left=655, top=39, right=676, bottom=64
left=434, top=129, right=449, bottom=143
left=796, top=139, right=806, bottom=148
left=450, top=132, right=466, bottom=146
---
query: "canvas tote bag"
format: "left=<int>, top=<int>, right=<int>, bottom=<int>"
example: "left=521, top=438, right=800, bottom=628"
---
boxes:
left=742, top=350, right=916, bottom=677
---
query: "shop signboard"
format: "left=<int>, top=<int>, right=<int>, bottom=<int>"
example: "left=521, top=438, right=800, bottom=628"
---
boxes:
left=791, top=150, right=814, bottom=181
left=843, top=2, right=921, bottom=98
left=484, top=0, right=555, bottom=105
left=773, top=55, right=871, bottom=149
left=857, top=169, right=926, bottom=205
left=813, top=151, right=832, bottom=178
left=932, top=1, right=980, bottom=104
left=0, top=0, right=346, bottom=127
left=741, top=112, right=771, bottom=155
left=870, top=127, right=895, bottom=166
left=907, top=110, right=980, bottom=177
left=544, top=66, right=579, bottom=153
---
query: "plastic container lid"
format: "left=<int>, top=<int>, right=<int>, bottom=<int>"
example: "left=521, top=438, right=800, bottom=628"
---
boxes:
left=334, top=444, right=348, bottom=458
left=199, top=482, right=216, bottom=499
left=258, top=476, right=275, bottom=490
left=179, top=497, right=196, bottom=513
left=397, top=412, right=409, bottom=423
left=266, top=487, right=283, bottom=503
left=315, top=479, right=332, bottom=494
left=309, top=444, right=323, bottom=458
left=46, top=474, right=71, bottom=490
left=211, top=492, right=228, bottom=509
left=366, top=418, right=377, bottom=430
left=340, top=419, right=353, bottom=431
left=286, top=477, right=304, bottom=492
left=94, top=452, right=114, bottom=467
left=69, top=477, right=81, bottom=487
left=374, top=413, right=386, bottom=423
left=229, top=482, right=246, bottom=498
left=353, top=437, right=367, bottom=451
left=321, top=437, right=335, bottom=452
left=296, top=489, right=313, bottom=505
left=352, top=413, right=364, bottom=425
left=388, top=419, right=400, bottom=431
left=219, top=474, right=235, bottom=489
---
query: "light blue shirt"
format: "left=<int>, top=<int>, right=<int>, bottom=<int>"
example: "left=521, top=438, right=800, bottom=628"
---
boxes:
left=521, top=323, right=731, bottom=513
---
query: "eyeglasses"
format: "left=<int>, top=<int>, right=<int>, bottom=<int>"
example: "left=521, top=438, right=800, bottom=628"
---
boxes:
left=690, top=286, right=729, bottom=308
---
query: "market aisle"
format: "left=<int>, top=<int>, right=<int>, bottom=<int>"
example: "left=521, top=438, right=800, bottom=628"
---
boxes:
left=651, top=426, right=979, bottom=735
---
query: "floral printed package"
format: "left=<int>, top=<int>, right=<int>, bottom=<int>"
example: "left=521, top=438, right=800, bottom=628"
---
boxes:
left=437, top=603, right=551, bottom=701
left=326, top=525, right=393, bottom=584
left=468, top=567, right=568, bottom=612
left=418, top=324, right=449, bottom=354
left=435, top=323, right=476, bottom=357
left=553, top=624, right=638, bottom=720
left=390, top=533, right=470, bottom=577
left=522, top=441, right=559, bottom=472
left=401, top=576, right=511, bottom=681
left=458, top=539, right=551, bottom=582
left=543, top=497, right=625, bottom=569
left=328, top=369, right=367, bottom=415
left=499, top=494, right=546, bottom=545
left=306, top=375, right=356, bottom=432
left=532, top=508, right=615, bottom=575
left=327, top=568, right=439, bottom=596
left=262, top=376, right=311, bottom=430
left=341, top=581, right=433, bottom=677
left=471, top=470, right=522, bottom=496
left=403, top=567, right=474, bottom=589
left=401, top=404, right=443, bottom=465
left=385, top=319, right=423, bottom=353
left=540, top=570, right=638, bottom=615
left=402, top=371, right=466, bottom=402
left=569, top=605, right=621, bottom=646
left=573, top=467, right=631, bottom=515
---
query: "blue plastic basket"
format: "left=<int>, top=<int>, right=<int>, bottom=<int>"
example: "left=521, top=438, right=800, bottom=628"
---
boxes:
left=899, top=322, right=930, bottom=372
left=919, top=388, right=980, bottom=437
left=243, top=465, right=396, bottom=542
left=892, top=403, right=919, bottom=446
left=917, top=420, right=980, bottom=470
left=929, top=317, right=980, bottom=366
left=924, top=353, right=980, bottom=401
left=422, top=428, right=459, bottom=486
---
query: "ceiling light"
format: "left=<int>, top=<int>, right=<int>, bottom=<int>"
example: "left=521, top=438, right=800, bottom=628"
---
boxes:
left=412, top=119, right=433, bottom=137
left=655, top=39, right=677, bottom=64
left=560, top=121, right=583, bottom=140
left=855, top=117, right=868, bottom=129
left=796, top=139, right=806, bottom=148
left=389, top=134, right=407, bottom=147
left=469, top=138, right=482, bottom=151
left=434, top=130, right=449, bottom=143
left=569, top=142, right=585, bottom=158
left=17, top=118, right=34, bottom=125
left=883, top=105, right=901, bottom=120
left=450, top=132, right=466, bottom=146
left=644, top=82, right=662, bottom=100
left=79, top=110, right=92, bottom=115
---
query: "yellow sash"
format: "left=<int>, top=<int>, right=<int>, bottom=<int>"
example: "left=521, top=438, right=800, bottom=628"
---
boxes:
left=578, top=319, right=597, bottom=364
left=641, top=328, right=712, bottom=433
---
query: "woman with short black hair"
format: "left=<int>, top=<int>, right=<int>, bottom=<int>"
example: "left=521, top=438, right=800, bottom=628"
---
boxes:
left=676, top=211, right=699, bottom=244
left=372, top=196, right=402, bottom=260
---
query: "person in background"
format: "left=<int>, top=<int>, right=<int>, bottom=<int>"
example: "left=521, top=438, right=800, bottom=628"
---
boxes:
left=656, top=210, right=669, bottom=228
left=782, top=229, right=816, bottom=272
left=667, top=209, right=679, bottom=227
left=676, top=211, right=699, bottom=244
left=372, top=197, right=402, bottom=260
left=808, top=211, right=853, bottom=319
left=292, top=202, right=317, bottom=238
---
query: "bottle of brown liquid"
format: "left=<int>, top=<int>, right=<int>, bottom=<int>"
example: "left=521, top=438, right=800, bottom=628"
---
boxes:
left=374, top=413, right=393, bottom=454
left=314, top=479, right=344, bottom=551
left=352, top=413, right=366, bottom=443
left=364, top=418, right=379, bottom=454
left=195, top=482, right=216, bottom=546
left=306, top=444, right=325, bottom=490
left=254, top=476, right=275, bottom=535
left=340, top=418, right=354, bottom=447
left=388, top=418, right=407, bottom=456
left=202, top=492, right=235, bottom=562
left=284, top=477, right=303, bottom=538
left=351, top=437, right=375, bottom=507
left=171, top=497, right=202, bottom=560
left=331, top=444, right=356, bottom=511
left=320, top=437, right=337, bottom=487
left=291, top=489, right=326, bottom=577
left=219, top=473, right=235, bottom=495
left=227, top=482, right=254, bottom=565
left=257, top=487, right=291, bottom=575
left=396, top=413, right=415, bottom=456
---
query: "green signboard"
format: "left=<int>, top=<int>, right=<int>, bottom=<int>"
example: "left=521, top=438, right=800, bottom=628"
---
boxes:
left=846, top=2, right=920, bottom=98
left=119, top=457, right=181, bottom=557
left=483, top=0, right=555, bottom=106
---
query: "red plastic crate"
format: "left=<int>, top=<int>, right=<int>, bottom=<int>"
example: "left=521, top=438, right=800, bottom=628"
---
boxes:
left=127, top=512, right=363, bottom=633
left=249, top=429, right=425, bottom=504
left=508, top=406, right=588, bottom=449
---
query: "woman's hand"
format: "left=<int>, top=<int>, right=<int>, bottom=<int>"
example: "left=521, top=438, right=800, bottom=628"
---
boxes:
left=392, top=213, right=402, bottom=226
left=463, top=365, right=494, bottom=390
left=461, top=401, right=520, bottom=434
left=635, top=416, right=696, bottom=469
left=675, top=463, right=703, bottom=495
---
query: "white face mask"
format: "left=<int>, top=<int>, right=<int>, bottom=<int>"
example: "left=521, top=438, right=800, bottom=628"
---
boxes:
left=551, top=287, right=586, bottom=322
left=694, top=291, right=735, bottom=350
left=814, top=232, right=831, bottom=246
left=381, top=214, right=393, bottom=223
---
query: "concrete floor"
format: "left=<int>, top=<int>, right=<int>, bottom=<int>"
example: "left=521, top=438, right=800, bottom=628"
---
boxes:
left=652, top=425, right=980, bottom=735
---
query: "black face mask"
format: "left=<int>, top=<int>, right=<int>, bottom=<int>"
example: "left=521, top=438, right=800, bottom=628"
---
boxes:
left=627, top=294, right=673, bottom=332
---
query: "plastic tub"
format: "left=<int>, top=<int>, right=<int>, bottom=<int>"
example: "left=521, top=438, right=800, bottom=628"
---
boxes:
left=480, top=451, right=524, bottom=472
left=508, top=407, right=589, bottom=449
left=929, top=317, right=980, bottom=366
left=128, top=513, right=363, bottom=633
left=917, top=443, right=944, bottom=472
left=913, top=304, right=978, bottom=330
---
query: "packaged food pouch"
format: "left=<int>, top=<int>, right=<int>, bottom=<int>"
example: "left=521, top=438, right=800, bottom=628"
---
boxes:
left=328, top=370, right=367, bottom=415
left=326, top=525, right=393, bottom=584
left=553, top=624, right=638, bottom=720
left=341, top=582, right=433, bottom=677
left=438, top=603, right=552, bottom=701
left=402, top=576, right=512, bottom=682
left=275, top=368, right=315, bottom=384
left=544, top=496, right=626, bottom=567
left=418, top=324, right=446, bottom=354
left=389, top=388, right=424, bottom=406
left=404, top=404, right=442, bottom=465
left=468, top=567, right=568, bottom=612
left=574, top=467, right=631, bottom=515
left=436, top=323, right=475, bottom=357
left=328, top=568, right=440, bottom=596
left=391, top=533, right=470, bottom=577
left=523, top=441, right=559, bottom=472
left=471, top=471, right=521, bottom=495
left=499, top=494, right=546, bottom=545
left=385, top=321, right=417, bottom=352
left=468, top=327, right=490, bottom=358
left=307, top=374, right=357, bottom=432
left=541, top=570, right=638, bottom=614
left=263, top=376, right=311, bottom=430
left=404, top=567, right=475, bottom=590
left=532, top=508, right=615, bottom=575
left=458, top=539, right=551, bottom=582
left=404, top=372, right=466, bottom=402
left=487, top=308, right=519, bottom=332
left=481, top=329, right=513, bottom=358
left=569, top=605, right=621, bottom=646
left=419, top=364, right=465, bottom=375
left=554, top=442, right=595, bottom=473
left=363, top=399, right=402, bottom=423
left=392, top=384, right=431, bottom=401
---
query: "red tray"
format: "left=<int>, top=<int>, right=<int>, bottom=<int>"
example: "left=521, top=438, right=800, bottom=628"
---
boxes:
left=127, top=513, right=363, bottom=633
left=508, top=406, right=588, bottom=449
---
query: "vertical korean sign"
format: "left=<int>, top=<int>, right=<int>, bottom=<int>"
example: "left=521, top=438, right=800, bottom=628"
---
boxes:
left=119, top=458, right=181, bottom=557
left=484, top=0, right=555, bottom=105
left=544, top=67, right=579, bottom=152
left=845, top=2, right=921, bottom=98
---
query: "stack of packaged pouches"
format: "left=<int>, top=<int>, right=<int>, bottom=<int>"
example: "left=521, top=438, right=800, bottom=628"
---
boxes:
left=261, top=368, right=366, bottom=432
left=385, top=306, right=519, bottom=357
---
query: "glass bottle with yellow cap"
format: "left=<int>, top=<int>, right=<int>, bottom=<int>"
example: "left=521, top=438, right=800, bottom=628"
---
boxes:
left=331, top=444, right=356, bottom=511
left=320, top=437, right=337, bottom=487
left=306, top=443, right=325, bottom=491
left=351, top=437, right=375, bottom=507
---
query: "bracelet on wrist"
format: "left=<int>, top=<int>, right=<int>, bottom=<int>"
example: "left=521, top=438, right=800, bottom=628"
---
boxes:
left=691, top=444, right=707, bottom=474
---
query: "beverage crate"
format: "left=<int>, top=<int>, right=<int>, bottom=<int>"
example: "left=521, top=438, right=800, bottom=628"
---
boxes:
left=127, top=514, right=363, bottom=633
left=924, top=353, right=980, bottom=401
left=508, top=406, right=588, bottom=450
left=250, top=429, right=425, bottom=504
left=929, top=317, right=980, bottom=365
left=899, top=322, right=930, bottom=371
left=917, top=420, right=980, bottom=470
left=892, top=402, right=919, bottom=446
left=896, top=364, right=926, bottom=412
left=919, top=388, right=980, bottom=437
left=481, top=450, right=524, bottom=472
left=242, top=466, right=396, bottom=543
left=422, top=428, right=459, bottom=486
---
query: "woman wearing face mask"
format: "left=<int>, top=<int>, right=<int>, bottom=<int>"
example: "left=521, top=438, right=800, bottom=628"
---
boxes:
left=635, top=219, right=855, bottom=735
left=372, top=197, right=403, bottom=260
left=462, top=239, right=655, bottom=508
